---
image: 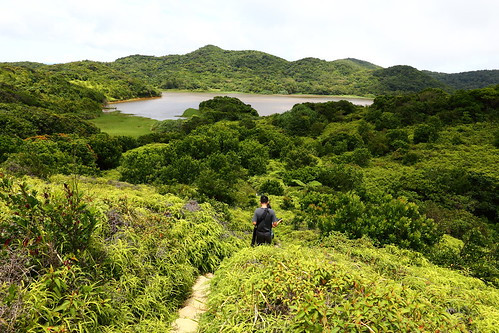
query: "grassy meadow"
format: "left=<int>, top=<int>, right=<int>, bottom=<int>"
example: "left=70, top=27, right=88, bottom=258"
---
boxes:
left=90, top=111, right=157, bottom=137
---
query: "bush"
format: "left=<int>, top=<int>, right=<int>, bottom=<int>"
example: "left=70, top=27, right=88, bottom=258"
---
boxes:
left=317, top=164, right=363, bottom=192
left=259, top=179, right=284, bottom=196
left=301, top=191, right=442, bottom=251
left=200, top=245, right=475, bottom=332
left=413, top=124, right=439, bottom=143
left=349, top=147, right=371, bottom=167
left=3, top=135, right=98, bottom=178
left=119, top=143, right=172, bottom=184
left=0, top=178, right=98, bottom=268
left=88, top=133, right=123, bottom=170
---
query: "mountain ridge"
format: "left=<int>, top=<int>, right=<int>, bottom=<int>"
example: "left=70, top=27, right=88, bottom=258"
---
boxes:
left=3, top=45, right=498, bottom=97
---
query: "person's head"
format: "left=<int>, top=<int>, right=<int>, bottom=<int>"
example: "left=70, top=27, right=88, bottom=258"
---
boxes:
left=260, top=195, right=269, bottom=206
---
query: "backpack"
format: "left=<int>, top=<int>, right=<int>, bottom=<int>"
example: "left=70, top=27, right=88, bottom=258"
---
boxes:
left=251, top=208, right=272, bottom=246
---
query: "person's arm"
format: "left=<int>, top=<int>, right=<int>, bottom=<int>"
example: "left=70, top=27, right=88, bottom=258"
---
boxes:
left=252, top=210, right=258, bottom=226
left=270, top=210, right=281, bottom=227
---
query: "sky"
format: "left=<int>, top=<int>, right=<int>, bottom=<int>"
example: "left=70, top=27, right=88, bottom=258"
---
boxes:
left=0, top=0, right=498, bottom=73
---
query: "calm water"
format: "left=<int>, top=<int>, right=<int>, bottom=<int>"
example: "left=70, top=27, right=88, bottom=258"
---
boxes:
left=108, top=92, right=373, bottom=120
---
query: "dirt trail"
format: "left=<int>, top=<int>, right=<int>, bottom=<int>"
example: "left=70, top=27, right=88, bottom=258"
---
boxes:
left=171, top=273, right=213, bottom=333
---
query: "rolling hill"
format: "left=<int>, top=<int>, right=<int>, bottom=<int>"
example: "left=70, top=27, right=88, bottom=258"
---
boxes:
left=110, top=45, right=498, bottom=96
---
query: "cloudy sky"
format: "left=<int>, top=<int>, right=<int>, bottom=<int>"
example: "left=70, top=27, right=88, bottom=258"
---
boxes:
left=0, top=0, right=497, bottom=73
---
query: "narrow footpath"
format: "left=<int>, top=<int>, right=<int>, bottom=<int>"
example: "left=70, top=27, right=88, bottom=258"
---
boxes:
left=171, top=273, right=213, bottom=333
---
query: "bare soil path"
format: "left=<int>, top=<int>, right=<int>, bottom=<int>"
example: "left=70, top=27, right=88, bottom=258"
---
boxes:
left=170, top=273, right=213, bottom=333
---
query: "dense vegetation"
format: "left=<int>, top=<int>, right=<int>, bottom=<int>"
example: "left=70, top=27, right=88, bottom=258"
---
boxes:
left=1, top=61, right=160, bottom=103
left=111, top=45, right=498, bottom=96
left=0, top=53, right=498, bottom=331
left=0, top=175, right=241, bottom=332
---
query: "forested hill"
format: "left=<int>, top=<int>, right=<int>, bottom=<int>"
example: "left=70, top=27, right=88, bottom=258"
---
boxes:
left=110, top=45, right=498, bottom=96
left=0, top=61, right=161, bottom=102
left=425, top=69, right=499, bottom=90
left=3, top=45, right=497, bottom=98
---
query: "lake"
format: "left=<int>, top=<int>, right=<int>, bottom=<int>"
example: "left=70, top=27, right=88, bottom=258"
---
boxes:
left=108, top=92, right=373, bottom=120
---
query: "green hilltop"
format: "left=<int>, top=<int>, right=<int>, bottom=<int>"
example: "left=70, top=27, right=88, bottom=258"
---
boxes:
left=110, top=45, right=498, bottom=96
left=3, top=45, right=498, bottom=98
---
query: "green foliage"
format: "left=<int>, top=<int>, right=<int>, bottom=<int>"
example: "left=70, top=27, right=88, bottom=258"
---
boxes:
left=0, top=65, right=104, bottom=118
left=316, top=164, right=364, bottom=192
left=43, top=60, right=160, bottom=101
left=109, top=45, right=497, bottom=96
left=0, top=175, right=242, bottom=332
left=88, top=134, right=123, bottom=170
left=1, top=53, right=498, bottom=332
left=274, top=104, right=324, bottom=136
left=373, top=65, right=448, bottom=93
left=259, top=179, right=284, bottom=196
left=3, top=135, right=98, bottom=178
left=119, top=143, right=170, bottom=184
left=199, top=96, right=259, bottom=120
left=299, top=190, right=442, bottom=251
left=427, top=70, right=499, bottom=90
left=200, top=244, right=497, bottom=332
left=0, top=178, right=97, bottom=267
left=413, top=124, right=439, bottom=143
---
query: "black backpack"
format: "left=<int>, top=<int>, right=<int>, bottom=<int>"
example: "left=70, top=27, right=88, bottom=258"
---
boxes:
left=251, top=208, right=272, bottom=246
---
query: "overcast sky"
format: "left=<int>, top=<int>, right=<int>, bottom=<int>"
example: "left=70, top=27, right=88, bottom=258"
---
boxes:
left=0, top=0, right=497, bottom=73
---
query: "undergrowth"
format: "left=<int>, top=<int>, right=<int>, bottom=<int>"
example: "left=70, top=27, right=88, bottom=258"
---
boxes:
left=200, top=233, right=498, bottom=332
left=0, top=174, right=242, bottom=332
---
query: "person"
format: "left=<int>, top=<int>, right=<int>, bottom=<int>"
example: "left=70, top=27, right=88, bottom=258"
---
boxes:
left=251, top=195, right=282, bottom=246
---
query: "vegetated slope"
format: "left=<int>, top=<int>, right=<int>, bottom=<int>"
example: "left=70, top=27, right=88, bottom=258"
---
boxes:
left=1, top=60, right=161, bottom=102
left=111, top=45, right=454, bottom=96
left=0, top=174, right=242, bottom=332
left=0, top=65, right=104, bottom=141
left=0, top=64, right=104, bottom=117
left=373, top=65, right=448, bottom=93
left=200, top=236, right=498, bottom=332
left=43, top=61, right=161, bottom=101
left=1, top=61, right=498, bottom=332
left=426, top=69, right=499, bottom=90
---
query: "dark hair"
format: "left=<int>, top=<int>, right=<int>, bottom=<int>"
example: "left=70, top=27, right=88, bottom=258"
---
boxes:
left=260, top=195, right=269, bottom=203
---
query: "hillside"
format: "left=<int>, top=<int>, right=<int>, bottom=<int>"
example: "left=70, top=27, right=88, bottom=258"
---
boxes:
left=3, top=45, right=496, bottom=98
left=0, top=61, right=161, bottom=102
left=426, top=69, right=499, bottom=90
left=111, top=45, right=459, bottom=96
left=1, top=50, right=498, bottom=332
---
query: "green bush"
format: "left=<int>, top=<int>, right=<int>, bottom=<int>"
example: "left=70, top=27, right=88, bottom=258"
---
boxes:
left=3, top=135, right=98, bottom=178
left=300, top=191, right=442, bottom=251
left=317, top=164, right=363, bottom=192
left=200, top=245, right=475, bottom=332
left=413, top=124, right=439, bottom=143
left=259, top=179, right=284, bottom=196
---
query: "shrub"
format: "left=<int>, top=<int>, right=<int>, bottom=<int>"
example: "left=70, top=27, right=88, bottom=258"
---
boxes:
left=413, top=124, right=439, bottom=143
left=259, top=179, right=284, bottom=196
left=200, top=246, right=473, bottom=332
left=301, top=191, right=442, bottom=251
left=0, top=178, right=98, bottom=267
left=88, top=133, right=123, bottom=170
left=317, top=164, right=363, bottom=192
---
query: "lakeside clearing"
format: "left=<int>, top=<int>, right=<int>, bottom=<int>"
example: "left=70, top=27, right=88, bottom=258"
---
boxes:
left=90, top=111, right=157, bottom=137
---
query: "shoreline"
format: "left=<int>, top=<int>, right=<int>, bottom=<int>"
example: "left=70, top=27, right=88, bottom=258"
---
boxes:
left=107, top=90, right=374, bottom=105
left=107, top=95, right=163, bottom=105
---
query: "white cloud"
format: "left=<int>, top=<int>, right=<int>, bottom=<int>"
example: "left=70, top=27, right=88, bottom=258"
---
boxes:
left=0, top=0, right=497, bottom=72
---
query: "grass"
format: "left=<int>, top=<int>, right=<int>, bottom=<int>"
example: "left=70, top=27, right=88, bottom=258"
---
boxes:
left=181, top=108, right=200, bottom=117
left=90, top=111, right=158, bottom=137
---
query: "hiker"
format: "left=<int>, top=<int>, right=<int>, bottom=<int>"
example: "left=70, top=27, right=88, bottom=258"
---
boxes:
left=251, top=195, right=282, bottom=246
